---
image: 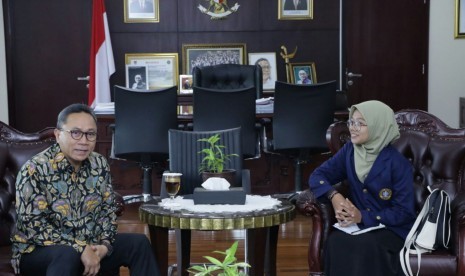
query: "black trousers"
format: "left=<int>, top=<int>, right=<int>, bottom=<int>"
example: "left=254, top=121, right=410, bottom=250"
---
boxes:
left=20, top=233, right=160, bottom=276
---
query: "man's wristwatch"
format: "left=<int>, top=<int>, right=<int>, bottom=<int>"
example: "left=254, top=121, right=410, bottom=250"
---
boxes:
left=101, top=241, right=113, bottom=256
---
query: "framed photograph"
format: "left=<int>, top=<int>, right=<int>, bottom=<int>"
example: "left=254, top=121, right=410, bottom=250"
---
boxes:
left=456, top=0, right=465, bottom=38
left=289, top=62, right=317, bottom=85
left=125, top=53, right=179, bottom=90
left=278, top=0, right=313, bottom=20
left=248, top=52, right=278, bottom=91
left=126, top=65, right=149, bottom=90
left=182, top=43, right=246, bottom=74
left=179, top=74, right=193, bottom=94
left=178, top=105, right=193, bottom=116
left=124, top=0, right=159, bottom=23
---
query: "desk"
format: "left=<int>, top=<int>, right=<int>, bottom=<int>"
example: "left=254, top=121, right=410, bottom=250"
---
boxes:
left=139, top=198, right=295, bottom=276
left=95, top=110, right=348, bottom=197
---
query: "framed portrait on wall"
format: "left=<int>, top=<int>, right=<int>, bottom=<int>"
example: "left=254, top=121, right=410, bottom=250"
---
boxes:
left=182, top=43, right=246, bottom=74
left=126, top=65, right=149, bottom=90
left=289, top=62, right=317, bottom=84
left=178, top=105, right=193, bottom=116
left=124, top=0, right=159, bottom=23
left=248, top=52, right=278, bottom=91
left=125, top=53, right=179, bottom=89
left=456, top=0, right=465, bottom=38
left=179, top=74, right=193, bottom=94
left=278, top=0, right=313, bottom=20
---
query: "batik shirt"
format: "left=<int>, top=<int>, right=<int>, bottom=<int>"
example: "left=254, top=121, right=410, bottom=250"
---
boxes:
left=11, top=143, right=117, bottom=273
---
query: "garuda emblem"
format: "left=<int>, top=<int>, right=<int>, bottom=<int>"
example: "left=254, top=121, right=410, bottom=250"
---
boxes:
left=198, top=0, right=240, bottom=19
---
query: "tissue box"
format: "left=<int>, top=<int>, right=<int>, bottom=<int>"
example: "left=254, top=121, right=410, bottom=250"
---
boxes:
left=193, top=187, right=246, bottom=205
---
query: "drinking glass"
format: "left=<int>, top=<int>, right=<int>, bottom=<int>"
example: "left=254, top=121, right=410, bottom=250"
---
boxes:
left=163, top=172, right=182, bottom=206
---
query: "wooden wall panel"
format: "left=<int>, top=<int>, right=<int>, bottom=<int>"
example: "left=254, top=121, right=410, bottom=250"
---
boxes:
left=4, top=0, right=340, bottom=195
left=105, top=0, right=341, bottom=88
left=110, top=33, right=179, bottom=89
left=178, top=1, right=260, bottom=31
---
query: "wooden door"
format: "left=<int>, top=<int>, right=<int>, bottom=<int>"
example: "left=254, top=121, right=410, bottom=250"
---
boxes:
left=343, top=0, right=429, bottom=111
left=4, top=0, right=92, bottom=131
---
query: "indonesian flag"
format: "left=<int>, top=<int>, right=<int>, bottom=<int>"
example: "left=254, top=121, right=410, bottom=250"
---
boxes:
left=88, top=0, right=115, bottom=108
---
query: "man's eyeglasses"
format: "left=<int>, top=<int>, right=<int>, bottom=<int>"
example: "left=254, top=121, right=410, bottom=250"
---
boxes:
left=346, top=119, right=367, bottom=131
left=60, top=129, right=97, bottom=141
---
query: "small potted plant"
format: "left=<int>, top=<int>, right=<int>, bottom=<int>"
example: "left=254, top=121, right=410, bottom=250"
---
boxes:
left=187, top=241, right=250, bottom=276
left=198, top=134, right=238, bottom=186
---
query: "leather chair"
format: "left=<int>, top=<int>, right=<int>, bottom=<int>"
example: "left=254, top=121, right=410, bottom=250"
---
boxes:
left=163, top=127, right=250, bottom=196
left=192, top=86, right=258, bottom=159
left=192, top=64, right=263, bottom=99
left=113, top=85, right=178, bottom=203
left=296, top=109, right=465, bottom=276
left=161, top=127, right=251, bottom=275
left=264, top=80, right=337, bottom=195
left=0, top=122, right=124, bottom=275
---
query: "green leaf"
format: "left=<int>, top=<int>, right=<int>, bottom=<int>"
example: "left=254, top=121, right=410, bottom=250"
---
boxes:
left=189, top=241, right=249, bottom=275
left=204, top=256, right=223, bottom=266
left=197, top=134, right=238, bottom=174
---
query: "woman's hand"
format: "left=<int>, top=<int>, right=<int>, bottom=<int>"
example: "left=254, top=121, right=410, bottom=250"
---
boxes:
left=331, top=196, right=362, bottom=227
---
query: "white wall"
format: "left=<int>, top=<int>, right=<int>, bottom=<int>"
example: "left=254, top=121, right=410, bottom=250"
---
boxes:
left=428, top=0, right=465, bottom=128
left=0, top=3, right=9, bottom=124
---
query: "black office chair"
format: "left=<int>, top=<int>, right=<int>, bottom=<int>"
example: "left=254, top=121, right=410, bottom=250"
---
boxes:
left=113, top=85, right=178, bottom=203
left=192, top=64, right=263, bottom=99
left=162, top=127, right=250, bottom=196
left=192, top=86, right=259, bottom=159
left=161, top=127, right=251, bottom=275
left=265, top=80, right=337, bottom=198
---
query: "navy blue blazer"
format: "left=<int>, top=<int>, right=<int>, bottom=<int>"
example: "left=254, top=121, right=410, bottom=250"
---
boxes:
left=309, top=142, right=416, bottom=239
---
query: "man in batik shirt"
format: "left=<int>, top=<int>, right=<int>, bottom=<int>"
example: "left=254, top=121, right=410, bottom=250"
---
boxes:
left=11, top=103, right=160, bottom=276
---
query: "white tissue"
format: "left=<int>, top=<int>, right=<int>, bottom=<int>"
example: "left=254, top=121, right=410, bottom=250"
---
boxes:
left=201, top=177, right=231, bottom=190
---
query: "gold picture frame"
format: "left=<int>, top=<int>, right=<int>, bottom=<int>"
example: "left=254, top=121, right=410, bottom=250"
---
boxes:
left=456, top=0, right=465, bottom=38
left=182, top=43, right=247, bottom=74
left=289, top=62, right=317, bottom=84
left=278, top=0, right=313, bottom=20
left=125, top=53, right=179, bottom=90
left=124, top=0, right=159, bottom=23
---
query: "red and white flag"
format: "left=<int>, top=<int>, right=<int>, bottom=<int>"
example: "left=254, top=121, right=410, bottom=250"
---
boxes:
left=88, top=0, right=115, bottom=108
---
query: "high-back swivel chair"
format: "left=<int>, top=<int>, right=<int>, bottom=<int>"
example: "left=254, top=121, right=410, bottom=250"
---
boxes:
left=192, top=86, right=258, bottom=159
left=164, top=127, right=250, bottom=196
left=192, top=64, right=263, bottom=99
left=265, top=80, right=337, bottom=196
left=161, top=127, right=250, bottom=275
left=113, top=85, right=178, bottom=203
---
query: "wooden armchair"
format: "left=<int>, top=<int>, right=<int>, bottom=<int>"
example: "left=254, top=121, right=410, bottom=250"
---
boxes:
left=0, top=122, right=124, bottom=275
left=296, top=109, right=465, bottom=276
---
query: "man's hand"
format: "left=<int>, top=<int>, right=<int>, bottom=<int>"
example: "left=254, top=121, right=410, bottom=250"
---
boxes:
left=81, top=245, right=103, bottom=276
left=90, top=244, right=108, bottom=259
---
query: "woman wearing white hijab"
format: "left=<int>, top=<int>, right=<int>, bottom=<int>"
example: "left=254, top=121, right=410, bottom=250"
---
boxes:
left=309, top=100, right=416, bottom=275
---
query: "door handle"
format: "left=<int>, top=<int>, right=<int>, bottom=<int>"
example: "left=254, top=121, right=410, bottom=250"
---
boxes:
left=345, top=69, right=363, bottom=87
left=77, top=76, right=90, bottom=81
left=347, top=72, right=362, bottom=78
left=77, top=76, right=90, bottom=88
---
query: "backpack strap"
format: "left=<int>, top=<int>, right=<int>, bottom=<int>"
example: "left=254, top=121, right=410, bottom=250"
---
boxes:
left=400, top=189, right=435, bottom=276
